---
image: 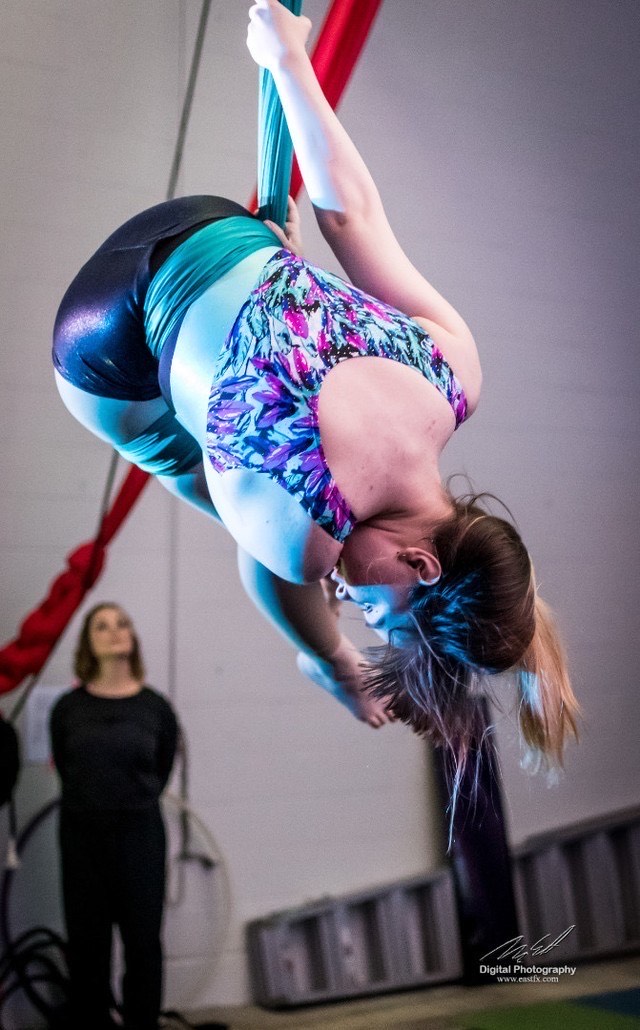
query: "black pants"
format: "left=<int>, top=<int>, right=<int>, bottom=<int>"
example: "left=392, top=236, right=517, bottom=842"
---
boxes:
left=59, top=805, right=166, bottom=1030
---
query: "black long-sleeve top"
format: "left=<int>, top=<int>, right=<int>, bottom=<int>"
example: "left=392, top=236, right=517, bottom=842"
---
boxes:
left=50, top=686, right=178, bottom=812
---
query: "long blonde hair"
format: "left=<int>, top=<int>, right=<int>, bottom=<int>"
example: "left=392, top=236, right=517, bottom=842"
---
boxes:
left=517, top=594, right=579, bottom=771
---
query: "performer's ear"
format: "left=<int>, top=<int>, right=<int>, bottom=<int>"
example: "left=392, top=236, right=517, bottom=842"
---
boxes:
left=399, top=547, right=441, bottom=586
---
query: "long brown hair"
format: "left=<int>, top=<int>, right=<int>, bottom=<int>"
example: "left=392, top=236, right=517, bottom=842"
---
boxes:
left=365, top=492, right=579, bottom=793
left=74, top=602, right=145, bottom=683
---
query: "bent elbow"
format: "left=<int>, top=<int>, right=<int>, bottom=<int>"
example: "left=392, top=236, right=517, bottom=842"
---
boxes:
left=314, top=205, right=353, bottom=240
left=314, top=198, right=380, bottom=241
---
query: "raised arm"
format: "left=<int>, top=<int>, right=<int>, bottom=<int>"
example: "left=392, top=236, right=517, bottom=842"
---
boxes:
left=247, top=0, right=475, bottom=346
left=237, top=547, right=392, bottom=728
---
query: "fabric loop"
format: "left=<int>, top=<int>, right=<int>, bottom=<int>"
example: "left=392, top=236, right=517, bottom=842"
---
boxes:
left=144, top=216, right=280, bottom=361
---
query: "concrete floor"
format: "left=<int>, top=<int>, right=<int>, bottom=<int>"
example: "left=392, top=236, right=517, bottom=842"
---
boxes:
left=184, top=955, right=640, bottom=1029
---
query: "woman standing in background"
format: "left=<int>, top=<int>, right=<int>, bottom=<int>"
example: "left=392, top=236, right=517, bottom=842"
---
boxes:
left=50, top=603, right=178, bottom=1030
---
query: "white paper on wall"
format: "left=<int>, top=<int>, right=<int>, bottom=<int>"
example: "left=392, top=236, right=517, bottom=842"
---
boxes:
left=24, top=685, right=69, bottom=764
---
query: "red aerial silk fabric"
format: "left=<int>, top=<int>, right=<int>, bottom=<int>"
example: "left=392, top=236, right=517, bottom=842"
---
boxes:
left=0, top=0, right=384, bottom=696
left=0, top=467, right=150, bottom=694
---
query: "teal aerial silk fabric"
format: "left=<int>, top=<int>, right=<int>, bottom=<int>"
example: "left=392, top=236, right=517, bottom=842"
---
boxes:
left=257, top=0, right=304, bottom=228
left=143, top=216, right=280, bottom=362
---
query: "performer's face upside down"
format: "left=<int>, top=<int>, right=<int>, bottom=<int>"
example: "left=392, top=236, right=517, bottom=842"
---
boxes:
left=331, top=541, right=440, bottom=647
left=330, top=516, right=444, bottom=646
left=332, top=573, right=414, bottom=646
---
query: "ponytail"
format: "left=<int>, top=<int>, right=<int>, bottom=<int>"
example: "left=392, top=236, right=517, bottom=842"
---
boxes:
left=517, top=595, right=579, bottom=772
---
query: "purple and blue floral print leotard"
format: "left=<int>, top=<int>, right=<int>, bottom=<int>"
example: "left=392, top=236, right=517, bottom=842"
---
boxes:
left=207, top=249, right=468, bottom=544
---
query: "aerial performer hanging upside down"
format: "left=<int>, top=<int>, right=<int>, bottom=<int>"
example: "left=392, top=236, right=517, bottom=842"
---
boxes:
left=53, top=0, right=578, bottom=775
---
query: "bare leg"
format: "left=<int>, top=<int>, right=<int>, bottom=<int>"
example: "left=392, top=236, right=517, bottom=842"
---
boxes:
left=156, top=460, right=221, bottom=522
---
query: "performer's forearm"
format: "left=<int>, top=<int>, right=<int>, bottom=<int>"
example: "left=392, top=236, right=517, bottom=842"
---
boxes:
left=237, top=547, right=342, bottom=660
left=270, top=48, right=381, bottom=219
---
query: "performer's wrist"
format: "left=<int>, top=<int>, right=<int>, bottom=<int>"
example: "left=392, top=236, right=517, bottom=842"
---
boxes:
left=271, top=46, right=312, bottom=83
left=325, top=634, right=360, bottom=668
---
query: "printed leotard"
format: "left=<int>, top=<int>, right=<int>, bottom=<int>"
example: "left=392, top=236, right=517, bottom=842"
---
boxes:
left=207, top=249, right=468, bottom=542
